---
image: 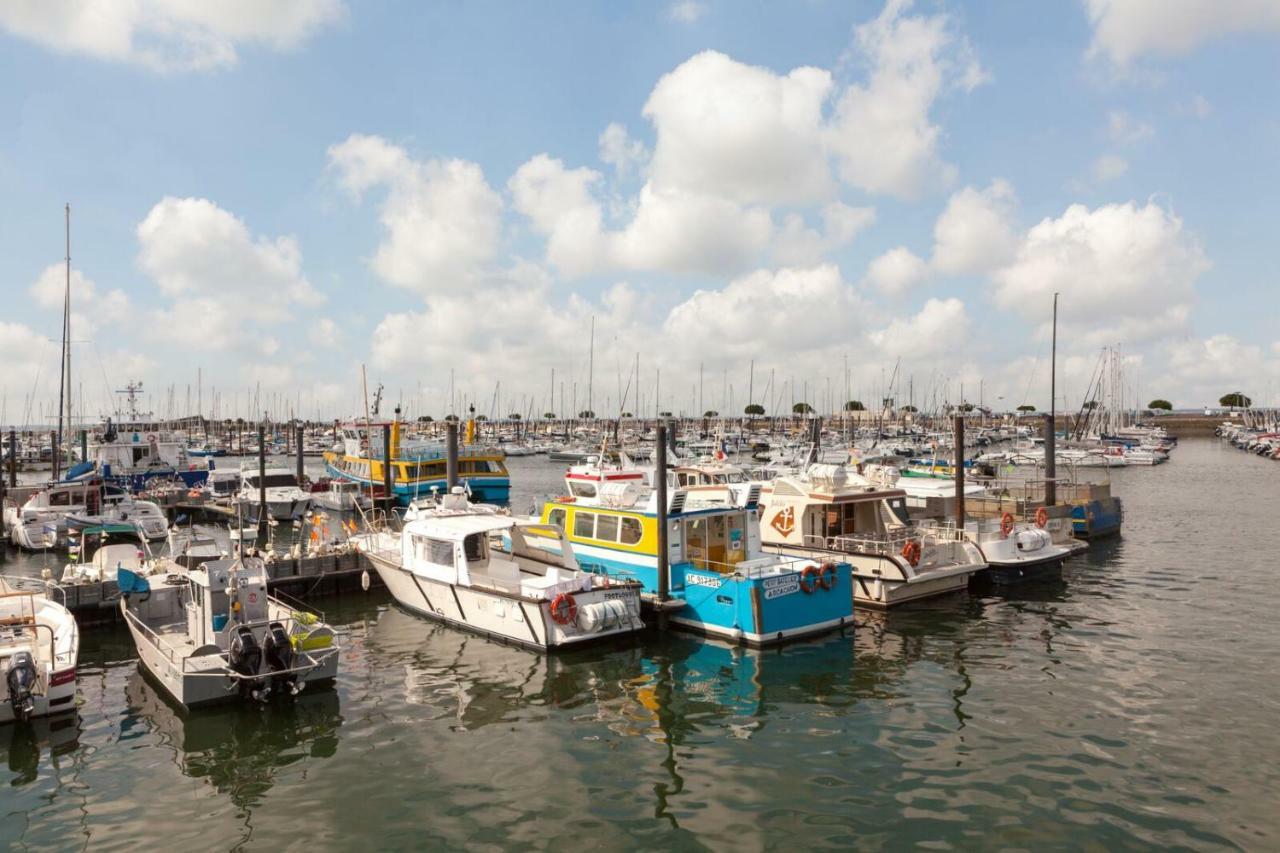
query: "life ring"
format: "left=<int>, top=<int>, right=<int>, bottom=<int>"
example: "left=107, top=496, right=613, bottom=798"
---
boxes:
left=817, top=561, right=837, bottom=591
left=1000, top=512, right=1016, bottom=538
left=146, top=433, right=158, bottom=443
left=799, top=564, right=822, bottom=594
left=1035, top=507, right=1049, bottom=528
left=549, top=592, right=578, bottom=625
left=900, top=540, right=922, bottom=567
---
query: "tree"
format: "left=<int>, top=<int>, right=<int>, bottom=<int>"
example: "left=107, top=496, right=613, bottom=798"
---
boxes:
left=1219, top=392, right=1251, bottom=408
left=959, top=403, right=975, bottom=413
left=744, top=403, right=765, bottom=416
left=792, top=402, right=813, bottom=414
left=621, top=411, right=633, bottom=418
left=703, top=410, right=719, bottom=417
left=577, top=410, right=595, bottom=419
left=444, top=414, right=459, bottom=422
left=843, top=400, right=866, bottom=411
left=417, top=415, right=433, bottom=423
left=659, top=411, right=673, bottom=417
left=508, top=413, right=522, bottom=421
left=1016, top=404, right=1036, bottom=413
left=543, top=412, right=556, bottom=419
left=1083, top=400, right=1099, bottom=410
left=900, top=405, right=918, bottom=413
left=1147, top=399, right=1173, bottom=411
left=476, top=415, right=488, bottom=422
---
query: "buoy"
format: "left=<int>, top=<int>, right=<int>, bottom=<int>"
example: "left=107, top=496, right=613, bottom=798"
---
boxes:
left=361, top=569, right=370, bottom=592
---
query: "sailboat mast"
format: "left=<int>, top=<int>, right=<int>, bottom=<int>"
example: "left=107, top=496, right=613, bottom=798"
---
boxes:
left=55, top=203, right=72, bottom=475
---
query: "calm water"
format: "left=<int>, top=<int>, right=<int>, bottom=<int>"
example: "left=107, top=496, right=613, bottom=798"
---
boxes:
left=2, top=441, right=1278, bottom=851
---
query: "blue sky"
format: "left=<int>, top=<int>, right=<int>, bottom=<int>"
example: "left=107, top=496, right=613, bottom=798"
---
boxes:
left=2, top=0, right=1278, bottom=424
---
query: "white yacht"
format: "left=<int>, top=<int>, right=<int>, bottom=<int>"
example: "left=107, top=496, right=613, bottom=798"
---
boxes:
left=921, top=509, right=1084, bottom=584
left=203, top=469, right=242, bottom=502
left=757, top=465, right=988, bottom=608
left=310, top=479, right=373, bottom=512
left=354, top=489, right=645, bottom=650
left=237, top=465, right=310, bottom=523
left=119, top=556, right=339, bottom=708
left=4, top=479, right=135, bottom=550
left=1, top=576, right=80, bottom=724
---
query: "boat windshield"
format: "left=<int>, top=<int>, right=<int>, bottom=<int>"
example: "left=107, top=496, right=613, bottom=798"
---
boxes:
left=245, top=474, right=297, bottom=488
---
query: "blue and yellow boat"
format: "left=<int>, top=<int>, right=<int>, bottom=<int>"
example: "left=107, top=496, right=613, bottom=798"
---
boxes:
left=323, top=419, right=510, bottom=505
left=535, top=477, right=854, bottom=647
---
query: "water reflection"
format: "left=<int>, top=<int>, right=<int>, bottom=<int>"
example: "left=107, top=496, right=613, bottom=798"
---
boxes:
left=122, top=669, right=343, bottom=811
left=2, top=713, right=81, bottom=786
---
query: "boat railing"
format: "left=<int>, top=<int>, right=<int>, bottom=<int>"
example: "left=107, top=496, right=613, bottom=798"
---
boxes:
left=121, top=607, right=182, bottom=665
left=268, top=588, right=326, bottom=624
left=815, top=529, right=918, bottom=556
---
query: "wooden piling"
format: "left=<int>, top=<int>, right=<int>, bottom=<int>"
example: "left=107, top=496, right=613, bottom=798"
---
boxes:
left=954, top=415, right=965, bottom=529
left=446, top=421, right=459, bottom=490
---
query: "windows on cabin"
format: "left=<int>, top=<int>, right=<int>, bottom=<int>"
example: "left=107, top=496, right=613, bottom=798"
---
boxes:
left=416, top=536, right=454, bottom=567
left=547, top=508, right=567, bottom=530
left=619, top=517, right=643, bottom=545
left=566, top=509, right=643, bottom=547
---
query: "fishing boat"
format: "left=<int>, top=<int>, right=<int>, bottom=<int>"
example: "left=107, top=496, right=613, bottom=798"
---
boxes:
left=236, top=464, right=310, bottom=523
left=1, top=576, right=79, bottom=725
left=354, top=489, right=644, bottom=650
left=537, top=474, right=855, bottom=646
left=756, top=465, right=988, bottom=608
left=119, top=556, right=339, bottom=708
left=310, top=478, right=373, bottom=512
left=324, top=417, right=510, bottom=504
left=90, top=406, right=210, bottom=491
left=203, top=468, right=242, bottom=502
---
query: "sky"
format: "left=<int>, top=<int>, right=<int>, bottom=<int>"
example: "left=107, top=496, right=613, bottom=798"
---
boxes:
left=1, top=0, right=1278, bottom=425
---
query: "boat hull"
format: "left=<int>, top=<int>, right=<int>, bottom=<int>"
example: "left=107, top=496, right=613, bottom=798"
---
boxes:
left=1071, top=497, right=1123, bottom=538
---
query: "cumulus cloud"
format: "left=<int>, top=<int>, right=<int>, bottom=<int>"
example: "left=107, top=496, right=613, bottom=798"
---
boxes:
left=29, top=264, right=130, bottom=341
left=0, top=0, right=344, bottom=72
left=825, top=0, right=989, bottom=199
left=136, top=196, right=323, bottom=350
left=773, top=204, right=877, bottom=267
left=869, top=297, right=969, bottom=357
left=991, top=200, right=1210, bottom=344
left=1164, top=334, right=1280, bottom=405
left=931, top=179, right=1018, bottom=275
left=865, top=247, right=928, bottom=296
left=598, top=123, right=649, bottom=178
left=329, top=134, right=504, bottom=292
left=1084, top=0, right=1280, bottom=66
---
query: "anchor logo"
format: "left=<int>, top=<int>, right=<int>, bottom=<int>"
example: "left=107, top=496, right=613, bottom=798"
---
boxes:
left=770, top=506, right=796, bottom=537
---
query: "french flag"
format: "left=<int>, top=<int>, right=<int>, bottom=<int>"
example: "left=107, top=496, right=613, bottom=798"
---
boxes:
left=714, top=440, right=728, bottom=461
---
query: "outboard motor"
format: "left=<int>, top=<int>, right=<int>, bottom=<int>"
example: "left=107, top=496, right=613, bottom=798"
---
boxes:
left=263, top=621, right=302, bottom=696
left=6, top=651, right=39, bottom=722
left=227, top=626, right=266, bottom=701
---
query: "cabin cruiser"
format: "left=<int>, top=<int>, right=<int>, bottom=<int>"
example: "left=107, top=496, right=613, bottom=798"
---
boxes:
left=355, top=489, right=644, bottom=650
left=757, top=465, right=988, bottom=608
left=0, top=576, right=79, bottom=724
left=119, top=556, right=339, bottom=708
left=204, top=469, right=242, bottom=502
left=538, top=476, right=855, bottom=647
left=65, top=493, right=169, bottom=542
left=237, top=465, right=310, bottom=523
left=4, top=478, right=135, bottom=550
left=310, top=478, right=373, bottom=512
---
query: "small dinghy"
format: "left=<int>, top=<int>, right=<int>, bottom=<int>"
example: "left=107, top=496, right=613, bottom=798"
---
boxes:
left=119, top=556, right=339, bottom=708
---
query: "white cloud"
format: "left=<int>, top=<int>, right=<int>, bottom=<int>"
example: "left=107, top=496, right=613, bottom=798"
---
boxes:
left=667, top=1, right=706, bottom=24
left=598, top=123, right=649, bottom=178
left=992, top=200, right=1210, bottom=344
left=1085, top=0, right=1280, bottom=66
left=1164, top=334, right=1280, bottom=406
left=1092, top=153, right=1129, bottom=183
left=0, top=0, right=344, bottom=72
left=329, top=134, right=504, bottom=292
left=644, top=50, right=835, bottom=206
left=309, top=318, right=342, bottom=346
left=1107, top=110, right=1154, bottom=144
left=29, top=264, right=130, bottom=341
left=869, top=297, right=969, bottom=357
left=136, top=196, right=323, bottom=351
left=771, top=203, right=876, bottom=267
left=865, top=247, right=928, bottom=296
left=931, top=179, right=1018, bottom=275
left=825, top=0, right=989, bottom=199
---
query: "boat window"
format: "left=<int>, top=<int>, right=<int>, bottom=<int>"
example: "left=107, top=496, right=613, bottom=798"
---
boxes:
left=49, top=490, right=71, bottom=507
left=418, top=537, right=454, bottom=567
left=677, top=472, right=691, bottom=486
left=620, top=517, right=642, bottom=545
left=463, top=533, right=486, bottom=562
left=884, top=497, right=910, bottom=525
left=547, top=508, right=566, bottom=530
left=596, top=514, right=619, bottom=542
left=568, top=481, right=597, bottom=498
left=574, top=511, right=596, bottom=538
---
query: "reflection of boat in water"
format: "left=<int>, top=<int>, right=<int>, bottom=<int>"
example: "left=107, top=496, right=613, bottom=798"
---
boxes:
left=1, top=711, right=81, bottom=787
left=123, top=667, right=341, bottom=809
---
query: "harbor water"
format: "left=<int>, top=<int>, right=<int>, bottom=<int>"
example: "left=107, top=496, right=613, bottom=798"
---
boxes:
left=2, top=439, right=1277, bottom=850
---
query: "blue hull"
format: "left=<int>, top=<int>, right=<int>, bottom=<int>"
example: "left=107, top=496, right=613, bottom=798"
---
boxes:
left=1071, top=497, right=1123, bottom=539
left=576, top=552, right=853, bottom=646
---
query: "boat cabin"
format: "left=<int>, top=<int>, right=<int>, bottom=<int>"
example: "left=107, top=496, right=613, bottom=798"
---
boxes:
left=759, top=466, right=911, bottom=552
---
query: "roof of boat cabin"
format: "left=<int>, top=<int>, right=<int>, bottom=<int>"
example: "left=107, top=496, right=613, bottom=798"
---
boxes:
left=404, top=514, right=517, bottom=539
left=767, top=476, right=907, bottom=503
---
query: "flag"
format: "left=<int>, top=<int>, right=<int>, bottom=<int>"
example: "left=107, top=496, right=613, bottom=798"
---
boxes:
left=714, top=440, right=727, bottom=461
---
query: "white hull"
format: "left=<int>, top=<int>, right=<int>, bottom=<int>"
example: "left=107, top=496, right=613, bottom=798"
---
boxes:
left=367, top=553, right=642, bottom=650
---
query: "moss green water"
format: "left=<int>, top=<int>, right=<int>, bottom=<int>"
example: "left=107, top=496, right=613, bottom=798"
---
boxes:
left=2, top=441, right=1277, bottom=850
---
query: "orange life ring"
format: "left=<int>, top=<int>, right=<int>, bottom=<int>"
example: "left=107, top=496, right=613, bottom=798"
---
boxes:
left=1035, top=507, right=1049, bottom=528
left=549, top=592, right=578, bottom=625
left=1000, top=512, right=1016, bottom=538
left=799, top=564, right=822, bottom=594
left=900, top=540, right=922, bottom=567
left=817, top=561, right=837, bottom=591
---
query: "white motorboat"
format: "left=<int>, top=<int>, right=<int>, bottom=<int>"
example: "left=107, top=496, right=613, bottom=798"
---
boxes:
left=925, top=510, right=1084, bottom=584
left=310, top=479, right=372, bottom=512
left=65, top=494, right=169, bottom=541
left=354, top=489, right=645, bottom=650
left=1, top=576, right=80, bottom=724
left=757, top=465, right=988, bottom=608
left=203, top=469, right=242, bottom=502
left=4, top=478, right=133, bottom=550
left=237, top=465, right=310, bottom=523
left=119, top=556, right=339, bottom=708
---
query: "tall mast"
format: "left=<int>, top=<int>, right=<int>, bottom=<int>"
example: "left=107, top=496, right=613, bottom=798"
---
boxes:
left=55, top=203, right=71, bottom=472
left=587, top=315, right=595, bottom=416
